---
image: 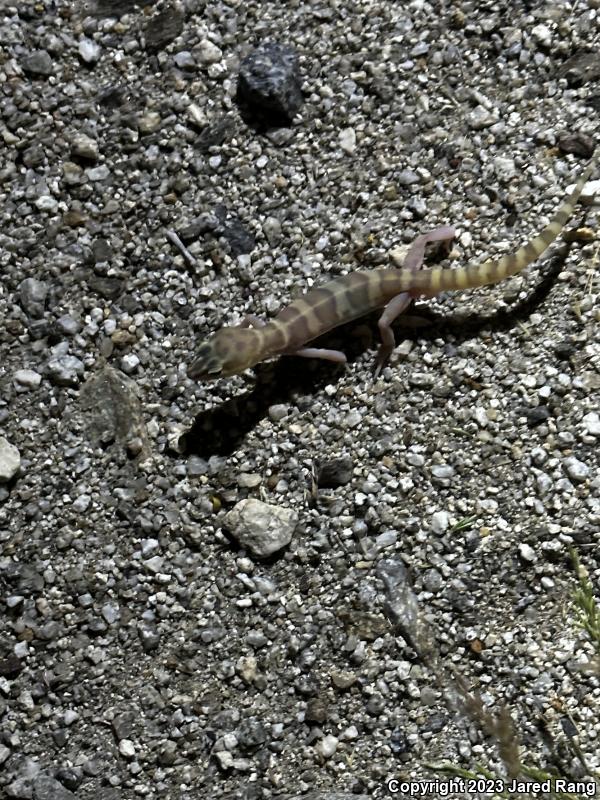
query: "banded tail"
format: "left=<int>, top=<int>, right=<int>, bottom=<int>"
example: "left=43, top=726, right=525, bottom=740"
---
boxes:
left=407, top=153, right=596, bottom=296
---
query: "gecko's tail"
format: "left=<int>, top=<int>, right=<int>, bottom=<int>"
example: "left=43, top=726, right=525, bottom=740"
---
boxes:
left=410, top=151, right=596, bottom=296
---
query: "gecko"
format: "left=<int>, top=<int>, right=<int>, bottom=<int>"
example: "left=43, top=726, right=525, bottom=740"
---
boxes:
left=187, top=153, right=595, bottom=381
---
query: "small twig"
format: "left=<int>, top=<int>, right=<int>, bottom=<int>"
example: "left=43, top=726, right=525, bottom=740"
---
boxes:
left=166, top=229, right=197, bottom=268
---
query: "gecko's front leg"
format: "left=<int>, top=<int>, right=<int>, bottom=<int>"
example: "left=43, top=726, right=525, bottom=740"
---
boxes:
left=288, top=347, right=348, bottom=363
left=374, top=226, right=455, bottom=377
left=241, top=313, right=348, bottom=366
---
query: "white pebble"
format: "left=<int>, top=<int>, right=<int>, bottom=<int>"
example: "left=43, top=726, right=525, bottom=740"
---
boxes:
left=196, top=39, right=222, bottom=64
left=315, top=734, right=339, bottom=758
left=430, top=510, right=449, bottom=534
left=63, top=710, right=79, bottom=726
left=563, top=456, right=590, bottom=483
left=339, top=127, right=357, bottom=155
left=531, top=24, right=552, bottom=48
left=518, top=543, right=536, bottom=562
left=35, top=195, right=57, bottom=211
left=118, top=739, right=136, bottom=758
left=0, top=437, right=21, bottom=483
left=120, top=354, right=140, bottom=374
left=582, top=412, right=600, bottom=437
left=13, top=369, right=42, bottom=390
left=79, top=38, right=101, bottom=64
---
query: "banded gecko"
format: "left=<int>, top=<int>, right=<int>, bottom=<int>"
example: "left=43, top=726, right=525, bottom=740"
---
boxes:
left=188, top=154, right=595, bottom=381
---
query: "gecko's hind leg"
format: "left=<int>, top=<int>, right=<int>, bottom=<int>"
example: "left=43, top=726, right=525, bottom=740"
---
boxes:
left=374, top=226, right=456, bottom=377
left=374, top=294, right=414, bottom=378
left=402, top=225, right=456, bottom=271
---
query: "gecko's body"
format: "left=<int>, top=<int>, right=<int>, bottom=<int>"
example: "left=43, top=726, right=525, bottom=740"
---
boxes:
left=188, top=155, right=595, bottom=381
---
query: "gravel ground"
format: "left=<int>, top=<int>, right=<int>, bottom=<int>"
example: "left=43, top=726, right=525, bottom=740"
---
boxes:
left=1, top=1, right=599, bottom=799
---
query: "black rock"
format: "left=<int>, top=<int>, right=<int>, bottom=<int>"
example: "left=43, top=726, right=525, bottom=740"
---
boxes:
left=237, top=42, right=303, bottom=124
left=145, top=5, right=184, bottom=52
left=21, top=50, right=54, bottom=77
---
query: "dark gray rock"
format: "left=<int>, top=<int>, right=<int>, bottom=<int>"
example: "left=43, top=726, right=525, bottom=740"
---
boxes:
left=45, top=354, right=85, bottom=387
left=33, top=774, right=76, bottom=800
left=316, top=456, right=353, bottom=488
left=19, top=278, right=48, bottom=318
left=93, top=0, right=157, bottom=17
left=21, top=50, right=54, bottom=77
left=237, top=42, right=303, bottom=122
left=145, top=5, right=184, bottom=52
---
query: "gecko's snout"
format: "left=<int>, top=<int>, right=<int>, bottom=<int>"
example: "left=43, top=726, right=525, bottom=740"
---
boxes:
left=187, top=341, right=224, bottom=380
left=188, top=326, right=265, bottom=381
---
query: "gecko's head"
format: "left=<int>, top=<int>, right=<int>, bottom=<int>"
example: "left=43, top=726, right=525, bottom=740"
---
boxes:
left=187, top=327, right=263, bottom=381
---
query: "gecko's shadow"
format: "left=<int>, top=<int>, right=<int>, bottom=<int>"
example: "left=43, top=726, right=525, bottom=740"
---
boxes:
left=183, top=247, right=574, bottom=457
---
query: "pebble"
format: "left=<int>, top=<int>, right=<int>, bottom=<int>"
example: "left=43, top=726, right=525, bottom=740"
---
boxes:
left=237, top=472, right=262, bottom=488
left=422, top=568, right=443, bottom=593
left=140, top=538, right=160, bottom=557
left=45, top=354, right=85, bottom=386
left=63, top=710, right=79, bottom=726
left=101, top=603, right=120, bottom=624
left=468, top=105, right=497, bottom=129
left=531, top=24, right=552, bottom=48
left=527, top=406, right=550, bottom=427
left=262, top=216, right=282, bottom=246
left=55, top=315, right=81, bottom=336
left=317, top=456, right=353, bottom=487
left=144, top=555, right=164, bottom=574
left=19, top=278, right=48, bottom=318
left=35, top=195, right=58, bottom=211
left=339, top=127, right=357, bottom=155
left=582, top=412, right=600, bottom=437
left=431, top=465, right=455, bottom=482
left=33, top=774, right=77, bottom=799
left=196, top=39, right=223, bottom=64
left=494, top=156, right=517, bottom=181
left=430, top=510, right=449, bottom=534
left=237, top=41, right=303, bottom=121
left=79, top=38, right=101, bottom=64
left=138, top=112, right=162, bottom=134
left=145, top=6, right=184, bottom=52
left=409, top=372, right=434, bottom=388
left=530, top=447, right=548, bottom=466
left=223, top=499, right=298, bottom=557
left=13, top=369, right=42, bottom=390
left=71, top=133, right=99, bottom=161
left=344, top=409, right=362, bottom=428
left=0, top=438, right=21, bottom=483
left=562, top=456, right=590, bottom=483
left=72, top=494, right=91, bottom=512
left=174, top=51, right=196, bottom=70
left=315, top=734, right=339, bottom=758
left=21, top=50, right=54, bottom=76
left=118, top=739, right=135, bottom=758
left=86, top=165, right=110, bottom=181
left=268, top=403, right=289, bottom=421
left=473, top=406, right=488, bottom=427
left=518, top=543, right=537, bottom=562
left=375, top=530, right=397, bottom=550
left=120, top=354, right=140, bottom=374
left=536, top=473, right=553, bottom=495
left=397, top=169, right=420, bottom=186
